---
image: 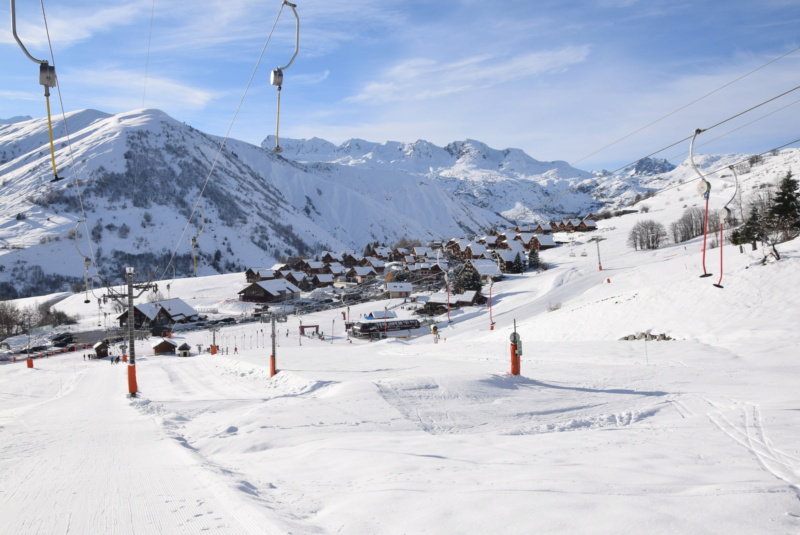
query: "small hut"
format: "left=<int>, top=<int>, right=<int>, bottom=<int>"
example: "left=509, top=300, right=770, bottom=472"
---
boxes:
left=152, top=338, right=178, bottom=356
left=177, top=343, right=191, bottom=357
left=93, top=341, right=109, bottom=359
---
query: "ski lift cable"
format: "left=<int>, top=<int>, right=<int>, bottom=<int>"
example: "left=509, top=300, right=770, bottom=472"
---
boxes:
left=569, top=45, right=800, bottom=167
left=664, top=97, right=800, bottom=163
left=651, top=136, right=800, bottom=199
left=525, top=84, right=800, bottom=215
left=35, top=0, right=104, bottom=288
left=158, top=1, right=287, bottom=282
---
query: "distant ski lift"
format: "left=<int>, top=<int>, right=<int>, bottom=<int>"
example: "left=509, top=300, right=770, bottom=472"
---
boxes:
left=569, top=251, right=576, bottom=257
left=580, top=251, right=588, bottom=257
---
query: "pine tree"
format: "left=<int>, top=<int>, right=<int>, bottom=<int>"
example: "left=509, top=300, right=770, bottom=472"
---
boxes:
left=765, top=171, right=800, bottom=242
left=528, top=248, right=540, bottom=270
left=512, top=253, right=525, bottom=274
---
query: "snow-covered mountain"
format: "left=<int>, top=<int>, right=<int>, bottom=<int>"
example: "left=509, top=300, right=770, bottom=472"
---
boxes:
left=0, top=108, right=780, bottom=298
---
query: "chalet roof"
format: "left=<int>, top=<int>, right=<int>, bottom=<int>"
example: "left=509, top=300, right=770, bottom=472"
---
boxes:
left=482, top=236, right=498, bottom=245
left=465, top=243, right=488, bottom=255
left=283, top=271, right=307, bottom=281
left=427, top=290, right=478, bottom=305
left=365, top=310, right=398, bottom=319
left=177, top=343, right=191, bottom=350
left=516, top=232, right=536, bottom=243
left=120, top=298, right=198, bottom=322
left=364, top=257, right=386, bottom=268
left=535, top=234, right=556, bottom=246
left=470, top=259, right=503, bottom=277
left=240, top=279, right=301, bottom=296
left=313, top=274, right=335, bottom=283
left=413, top=246, right=432, bottom=257
left=151, top=338, right=178, bottom=349
left=306, top=261, right=325, bottom=270
left=349, top=266, right=377, bottom=276
left=495, top=250, right=519, bottom=262
left=505, top=240, right=526, bottom=253
left=536, top=223, right=552, bottom=231
left=386, top=282, right=412, bottom=292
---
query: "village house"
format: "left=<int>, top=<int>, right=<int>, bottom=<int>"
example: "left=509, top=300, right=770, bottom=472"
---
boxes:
left=346, top=266, right=377, bottom=283
left=466, top=259, right=504, bottom=283
left=531, top=233, right=557, bottom=250
left=386, top=282, right=413, bottom=299
left=311, top=273, right=335, bottom=288
left=237, top=279, right=301, bottom=303
left=533, top=222, right=553, bottom=234
left=245, top=268, right=276, bottom=283
left=152, top=338, right=178, bottom=356
left=117, top=298, right=199, bottom=331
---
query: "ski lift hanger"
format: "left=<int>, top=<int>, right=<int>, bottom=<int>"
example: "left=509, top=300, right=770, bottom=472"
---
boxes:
left=689, top=128, right=714, bottom=279
left=10, top=0, right=61, bottom=183
left=270, top=0, right=300, bottom=154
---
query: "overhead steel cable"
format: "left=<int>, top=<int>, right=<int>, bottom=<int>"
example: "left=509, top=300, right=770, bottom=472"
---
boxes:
left=38, top=0, right=101, bottom=287
left=570, top=45, right=800, bottom=167
left=526, top=84, right=800, bottom=214
left=159, top=1, right=288, bottom=281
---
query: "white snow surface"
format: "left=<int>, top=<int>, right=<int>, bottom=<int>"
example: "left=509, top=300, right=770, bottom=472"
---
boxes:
left=3, top=161, right=800, bottom=534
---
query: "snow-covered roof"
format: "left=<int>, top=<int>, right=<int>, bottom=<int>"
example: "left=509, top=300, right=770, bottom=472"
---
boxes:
left=151, top=338, right=178, bottom=348
left=387, top=282, right=412, bottom=292
left=248, top=279, right=301, bottom=295
left=535, top=234, right=556, bottom=246
left=471, top=259, right=503, bottom=277
left=365, top=310, right=397, bottom=319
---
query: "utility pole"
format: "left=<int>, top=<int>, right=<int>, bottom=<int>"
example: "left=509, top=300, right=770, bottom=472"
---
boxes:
left=101, top=267, right=158, bottom=397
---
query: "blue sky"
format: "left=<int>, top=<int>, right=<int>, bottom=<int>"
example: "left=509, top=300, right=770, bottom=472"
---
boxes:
left=2, top=0, right=799, bottom=171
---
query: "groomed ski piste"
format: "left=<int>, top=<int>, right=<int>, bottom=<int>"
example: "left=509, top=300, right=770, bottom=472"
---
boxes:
left=2, top=185, right=800, bottom=533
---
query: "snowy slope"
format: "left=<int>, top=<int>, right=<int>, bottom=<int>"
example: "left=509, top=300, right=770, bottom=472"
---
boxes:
left=0, top=109, right=507, bottom=295
left=2, top=157, right=800, bottom=533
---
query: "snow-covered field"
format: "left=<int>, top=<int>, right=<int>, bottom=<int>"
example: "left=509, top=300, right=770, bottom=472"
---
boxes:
left=2, top=182, right=800, bottom=533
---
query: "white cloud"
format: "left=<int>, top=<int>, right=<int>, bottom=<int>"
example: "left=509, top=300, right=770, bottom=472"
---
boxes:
left=61, top=67, right=220, bottom=112
left=348, top=46, right=592, bottom=104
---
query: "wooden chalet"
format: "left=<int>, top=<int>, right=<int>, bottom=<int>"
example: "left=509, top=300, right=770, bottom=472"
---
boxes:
left=117, top=298, right=199, bottom=330
left=93, top=341, right=109, bottom=359
left=238, top=279, right=301, bottom=303
left=531, top=234, right=557, bottom=250
left=152, top=338, right=178, bottom=356
left=346, top=266, right=377, bottom=283
left=463, top=243, right=489, bottom=259
left=245, top=268, right=276, bottom=283
left=533, top=222, right=552, bottom=234
left=320, top=251, right=343, bottom=264
left=311, top=274, right=335, bottom=288
left=151, top=338, right=178, bottom=355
